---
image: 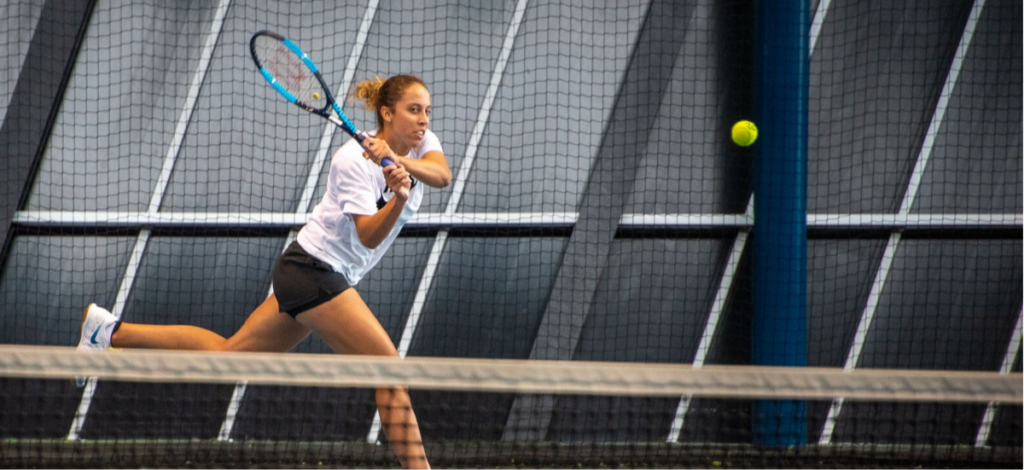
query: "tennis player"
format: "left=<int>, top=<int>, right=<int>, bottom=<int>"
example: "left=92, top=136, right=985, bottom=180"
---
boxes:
left=77, top=74, right=449, bottom=469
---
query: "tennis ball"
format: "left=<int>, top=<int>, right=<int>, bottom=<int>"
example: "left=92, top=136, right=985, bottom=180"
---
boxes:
left=731, top=120, right=758, bottom=147
left=312, top=92, right=321, bottom=100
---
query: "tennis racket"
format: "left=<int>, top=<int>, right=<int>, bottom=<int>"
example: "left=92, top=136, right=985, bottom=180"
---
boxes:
left=249, top=30, right=406, bottom=196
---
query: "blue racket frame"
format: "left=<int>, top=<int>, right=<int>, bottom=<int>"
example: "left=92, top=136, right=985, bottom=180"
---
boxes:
left=250, top=30, right=394, bottom=167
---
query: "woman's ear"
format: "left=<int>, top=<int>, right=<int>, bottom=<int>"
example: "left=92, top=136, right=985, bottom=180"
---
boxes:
left=381, top=106, right=393, bottom=124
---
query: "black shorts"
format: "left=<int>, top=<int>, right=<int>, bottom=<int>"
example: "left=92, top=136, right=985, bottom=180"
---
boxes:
left=272, top=241, right=352, bottom=317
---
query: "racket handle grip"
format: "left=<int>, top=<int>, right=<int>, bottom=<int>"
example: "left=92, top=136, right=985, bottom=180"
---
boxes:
left=359, top=133, right=395, bottom=168
left=379, top=157, right=410, bottom=199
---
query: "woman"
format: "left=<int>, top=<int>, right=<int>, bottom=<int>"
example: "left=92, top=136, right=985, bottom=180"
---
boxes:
left=77, top=74, right=450, bottom=469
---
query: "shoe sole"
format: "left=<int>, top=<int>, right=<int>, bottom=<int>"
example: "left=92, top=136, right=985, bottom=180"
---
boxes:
left=74, top=303, right=98, bottom=387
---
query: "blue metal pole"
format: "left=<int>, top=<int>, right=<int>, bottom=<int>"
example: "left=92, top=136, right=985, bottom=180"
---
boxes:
left=752, top=0, right=809, bottom=446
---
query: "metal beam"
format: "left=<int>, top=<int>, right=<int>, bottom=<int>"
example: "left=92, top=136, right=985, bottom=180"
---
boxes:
left=14, top=210, right=1021, bottom=230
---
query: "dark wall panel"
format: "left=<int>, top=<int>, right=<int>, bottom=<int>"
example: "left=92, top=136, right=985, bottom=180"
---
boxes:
left=550, top=238, right=731, bottom=442
left=913, top=0, right=1023, bottom=213
left=405, top=236, right=566, bottom=440
left=0, top=0, right=47, bottom=124
left=808, top=0, right=973, bottom=213
left=28, top=0, right=219, bottom=212
left=834, top=401, right=988, bottom=446
left=409, top=237, right=566, bottom=359
left=861, top=239, right=1021, bottom=371
left=627, top=0, right=754, bottom=215
left=0, top=378, right=81, bottom=438
left=122, top=236, right=280, bottom=332
left=573, top=238, right=729, bottom=364
left=458, top=0, right=649, bottom=213
left=0, top=235, right=133, bottom=346
left=807, top=239, right=886, bottom=368
left=833, top=239, right=1022, bottom=445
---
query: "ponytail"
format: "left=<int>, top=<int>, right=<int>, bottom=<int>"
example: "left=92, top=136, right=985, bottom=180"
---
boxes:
left=353, top=76, right=387, bottom=111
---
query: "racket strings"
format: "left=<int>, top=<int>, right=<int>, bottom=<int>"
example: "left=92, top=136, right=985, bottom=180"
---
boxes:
left=253, top=36, right=327, bottom=109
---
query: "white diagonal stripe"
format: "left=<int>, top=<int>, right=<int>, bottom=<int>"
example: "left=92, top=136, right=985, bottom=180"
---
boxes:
left=821, top=0, right=987, bottom=444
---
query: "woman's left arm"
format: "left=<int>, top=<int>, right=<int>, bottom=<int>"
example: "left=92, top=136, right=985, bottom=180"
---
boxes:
left=394, top=151, right=451, bottom=188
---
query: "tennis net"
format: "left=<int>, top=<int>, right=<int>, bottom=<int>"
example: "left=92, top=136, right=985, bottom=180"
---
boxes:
left=1, top=345, right=1020, bottom=468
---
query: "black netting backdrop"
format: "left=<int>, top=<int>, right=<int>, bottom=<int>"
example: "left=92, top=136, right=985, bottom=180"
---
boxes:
left=0, top=0, right=1020, bottom=468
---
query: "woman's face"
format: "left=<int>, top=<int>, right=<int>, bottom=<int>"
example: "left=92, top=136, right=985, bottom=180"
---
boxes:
left=383, top=83, right=431, bottom=152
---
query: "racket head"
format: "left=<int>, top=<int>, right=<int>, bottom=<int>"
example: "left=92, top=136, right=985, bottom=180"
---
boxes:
left=250, top=30, right=333, bottom=114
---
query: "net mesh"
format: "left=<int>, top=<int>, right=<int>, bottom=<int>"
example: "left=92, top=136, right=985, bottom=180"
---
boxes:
left=0, top=0, right=1021, bottom=468
left=0, top=346, right=1020, bottom=468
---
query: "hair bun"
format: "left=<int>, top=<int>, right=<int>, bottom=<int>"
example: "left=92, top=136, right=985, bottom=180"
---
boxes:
left=353, top=76, right=386, bottom=110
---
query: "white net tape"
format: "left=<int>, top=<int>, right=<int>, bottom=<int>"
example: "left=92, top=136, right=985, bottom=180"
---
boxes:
left=0, top=345, right=1019, bottom=403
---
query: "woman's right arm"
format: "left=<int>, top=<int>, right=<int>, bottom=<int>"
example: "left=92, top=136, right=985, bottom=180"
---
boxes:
left=351, top=164, right=412, bottom=249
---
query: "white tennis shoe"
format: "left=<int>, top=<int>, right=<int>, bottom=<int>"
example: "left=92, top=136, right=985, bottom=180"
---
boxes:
left=76, top=303, right=118, bottom=387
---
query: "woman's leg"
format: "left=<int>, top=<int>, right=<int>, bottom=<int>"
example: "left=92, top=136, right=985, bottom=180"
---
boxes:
left=111, top=294, right=311, bottom=353
left=295, top=288, right=430, bottom=470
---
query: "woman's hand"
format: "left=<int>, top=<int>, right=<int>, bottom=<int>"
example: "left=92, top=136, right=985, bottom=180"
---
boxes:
left=351, top=160, right=411, bottom=249
left=362, top=136, right=398, bottom=166
left=383, top=162, right=412, bottom=202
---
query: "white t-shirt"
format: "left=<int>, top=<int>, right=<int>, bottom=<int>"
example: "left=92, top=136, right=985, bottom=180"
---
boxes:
left=297, top=129, right=442, bottom=285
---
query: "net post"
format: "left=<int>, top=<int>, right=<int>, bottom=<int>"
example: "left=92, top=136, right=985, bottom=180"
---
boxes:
left=752, top=0, right=810, bottom=447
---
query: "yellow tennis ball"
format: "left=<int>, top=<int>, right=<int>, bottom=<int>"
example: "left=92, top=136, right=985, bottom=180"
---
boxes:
left=312, top=92, right=321, bottom=100
left=731, top=120, right=758, bottom=147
